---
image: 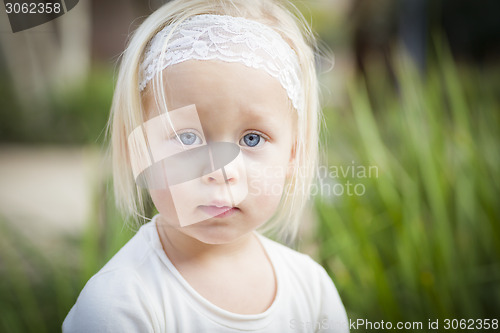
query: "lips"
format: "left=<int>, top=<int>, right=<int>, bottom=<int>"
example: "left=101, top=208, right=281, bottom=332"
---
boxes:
left=198, top=205, right=238, bottom=218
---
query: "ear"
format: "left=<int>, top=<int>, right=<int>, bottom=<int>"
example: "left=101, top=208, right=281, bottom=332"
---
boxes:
left=286, top=140, right=298, bottom=179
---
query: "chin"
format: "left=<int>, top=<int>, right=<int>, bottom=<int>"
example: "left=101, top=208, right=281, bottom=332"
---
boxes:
left=183, top=221, right=250, bottom=245
left=193, top=229, right=242, bottom=245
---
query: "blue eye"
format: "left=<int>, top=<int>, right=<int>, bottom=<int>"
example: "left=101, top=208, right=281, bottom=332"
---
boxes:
left=178, top=132, right=201, bottom=145
left=241, top=133, right=263, bottom=147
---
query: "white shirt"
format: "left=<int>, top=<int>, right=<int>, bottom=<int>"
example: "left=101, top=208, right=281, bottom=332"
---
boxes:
left=63, top=216, right=349, bottom=332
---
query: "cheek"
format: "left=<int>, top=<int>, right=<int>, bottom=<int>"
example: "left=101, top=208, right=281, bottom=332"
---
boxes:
left=248, top=177, right=285, bottom=226
left=248, top=172, right=286, bottom=198
left=149, top=189, right=180, bottom=224
left=247, top=160, right=287, bottom=207
left=246, top=149, right=291, bottom=190
left=243, top=146, right=293, bottom=218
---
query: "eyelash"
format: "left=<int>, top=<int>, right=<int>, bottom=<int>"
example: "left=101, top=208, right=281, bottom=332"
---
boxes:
left=170, top=129, right=204, bottom=146
left=169, top=130, right=269, bottom=147
left=239, top=131, right=268, bottom=148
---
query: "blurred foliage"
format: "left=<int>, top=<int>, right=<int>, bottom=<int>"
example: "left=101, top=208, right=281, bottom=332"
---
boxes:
left=0, top=182, right=134, bottom=332
left=0, top=68, right=114, bottom=144
left=316, top=39, right=500, bottom=324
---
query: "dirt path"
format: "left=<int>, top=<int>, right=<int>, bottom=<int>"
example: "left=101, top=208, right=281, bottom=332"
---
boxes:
left=0, top=145, right=105, bottom=247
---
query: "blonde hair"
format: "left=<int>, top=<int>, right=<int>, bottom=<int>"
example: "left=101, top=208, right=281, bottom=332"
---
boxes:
left=109, top=0, right=320, bottom=243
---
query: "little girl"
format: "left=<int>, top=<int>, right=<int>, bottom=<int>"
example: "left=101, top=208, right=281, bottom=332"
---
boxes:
left=63, top=0, right=348, bottom=332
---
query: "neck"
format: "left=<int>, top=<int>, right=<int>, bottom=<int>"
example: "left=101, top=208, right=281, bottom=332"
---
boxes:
left=156, top=218, right=258, bottom=266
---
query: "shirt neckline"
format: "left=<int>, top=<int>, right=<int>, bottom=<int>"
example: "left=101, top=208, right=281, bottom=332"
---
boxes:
left=144, top=215, right=282, bottom=330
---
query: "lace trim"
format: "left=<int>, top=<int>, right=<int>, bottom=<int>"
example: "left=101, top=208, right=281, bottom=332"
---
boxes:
left=139, top=14, right=303, bottom=111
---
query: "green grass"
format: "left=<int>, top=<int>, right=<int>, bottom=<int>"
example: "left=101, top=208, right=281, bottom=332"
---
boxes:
left=315, top=43, right=500, bottom=326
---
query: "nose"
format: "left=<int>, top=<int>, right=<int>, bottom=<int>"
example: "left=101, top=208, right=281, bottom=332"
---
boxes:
left=202, top=162, right=239, bottom=185
left=201, top=142, right=242, bottom=185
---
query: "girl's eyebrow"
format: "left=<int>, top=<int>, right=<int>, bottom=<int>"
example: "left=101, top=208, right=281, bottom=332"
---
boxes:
left=241, top=103, right=282, bottom=118
left=241, top=107, right=268, bottom=120
left=236, top=111, right=275, bottom=132
left=243, top=106, right=291, bottom=127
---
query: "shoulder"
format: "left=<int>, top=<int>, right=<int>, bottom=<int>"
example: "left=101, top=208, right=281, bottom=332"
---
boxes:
left=63, top=223, right=161, bottom=332
left=63, top=268, right=156, bottom=332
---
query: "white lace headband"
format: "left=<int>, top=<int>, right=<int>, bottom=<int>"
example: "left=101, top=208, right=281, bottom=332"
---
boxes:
left=139, top=14, right=303, bottom=111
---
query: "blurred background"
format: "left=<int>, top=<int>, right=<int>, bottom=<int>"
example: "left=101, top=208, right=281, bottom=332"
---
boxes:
left=1, top=0, right=499, bottom=331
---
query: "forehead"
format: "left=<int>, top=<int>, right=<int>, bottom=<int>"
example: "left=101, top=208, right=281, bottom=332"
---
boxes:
left=142, top=60, right=292, bottom=119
